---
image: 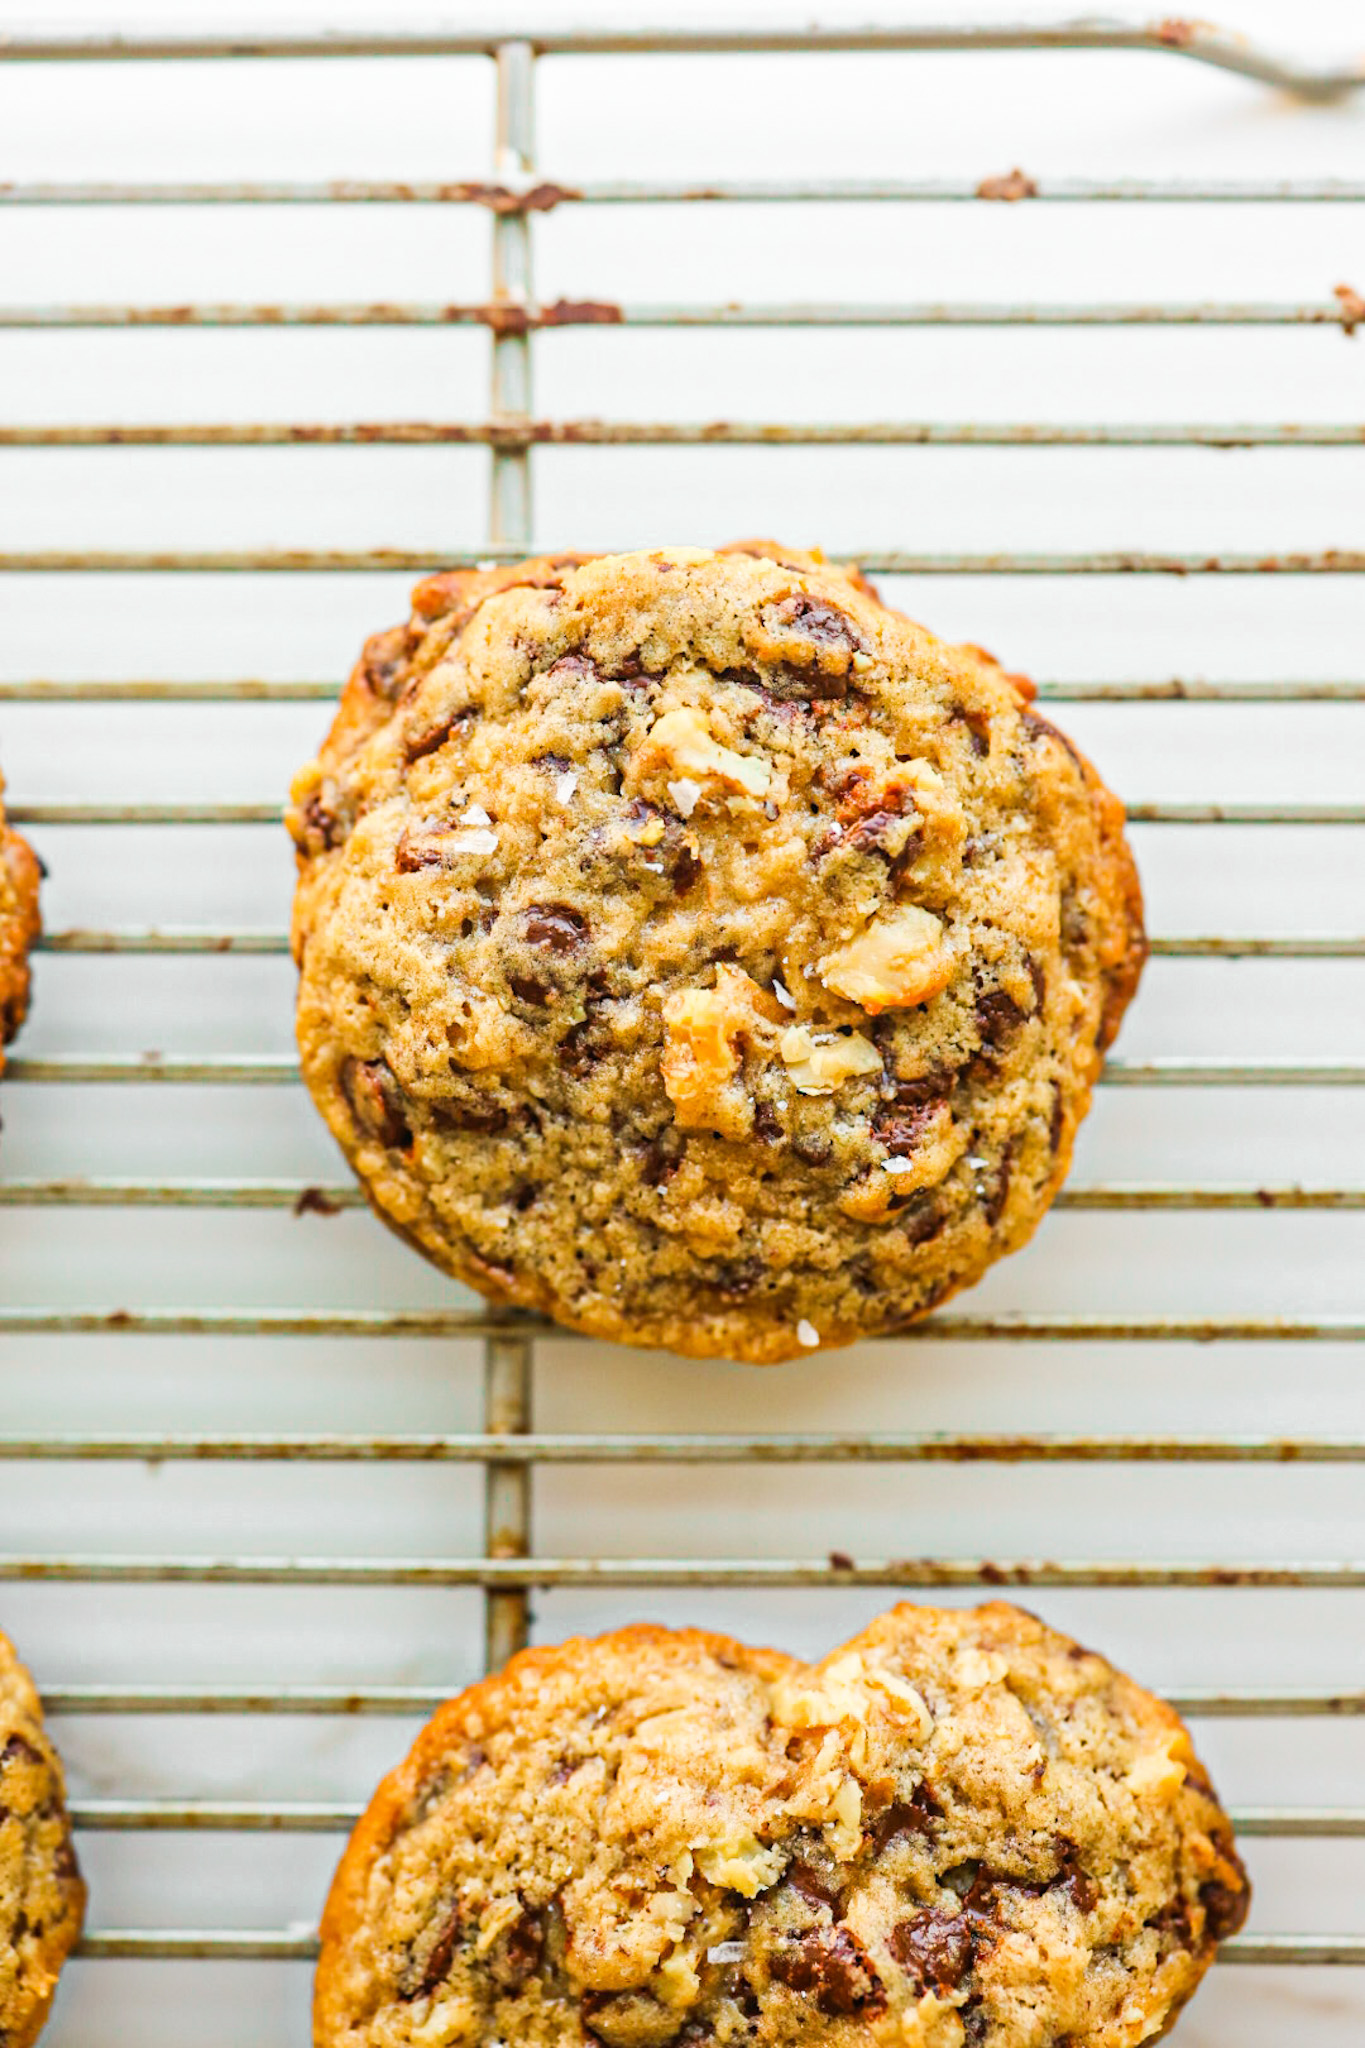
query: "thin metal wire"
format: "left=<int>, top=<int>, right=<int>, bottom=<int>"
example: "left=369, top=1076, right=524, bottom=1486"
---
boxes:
left=6, top=1431, right=1365, bottom=1464
left=0, top=20, right=1360, bottom=98
left=16, top=800, right=1365, bottom=826
left=9, top=1055, right=1364, bottom=1087
left=61, top=1797, right=1365, bottom=1836
left=6, top=1556, right=1365, bottom=1589
left=4, top=678, right=1363, bottom=704
left=67, top=1925, right=1355, bottom=1964
left=6, top=1308, right=1364, bottom=1341
left=4, top=1178, right=1363, bottom=1211
left=39, top=1683, right=1365, bottom=1719
left=6, top=297, right=1360, bottom=328
left=4, top=176, right=1365, bottom=205
left=4, top=548, right=1363, bottom=574
left=11, top=420, right=1365, bottom=448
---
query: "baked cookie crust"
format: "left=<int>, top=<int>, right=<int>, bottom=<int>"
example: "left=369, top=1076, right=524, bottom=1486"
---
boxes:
left=0, top=1632, right=86, bottom=2048
left=289, top=545, right=1145, bottom=1361
left=315, top=1603, right=1246, bottom=2048
left=0, top=776, right=41, bottom=1079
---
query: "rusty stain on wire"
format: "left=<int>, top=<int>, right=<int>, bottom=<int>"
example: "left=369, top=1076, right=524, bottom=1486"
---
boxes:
left=3, top=677, right=1363, bottom=703
left=4, top=298, right=1361, bottom=331
left=3, top=548, right=1363, bottom=575
left=7, top=419, right=1365, bottom=448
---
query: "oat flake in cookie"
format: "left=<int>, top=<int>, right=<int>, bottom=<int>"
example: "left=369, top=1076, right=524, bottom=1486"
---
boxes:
left=0, top=1633, right=86, bottom=2048
left=288, top=545, right=1144, bottom=1362
left=0, top=775, right=42, bottom=1087
left=314, top=1602, right=1247, bottom=2048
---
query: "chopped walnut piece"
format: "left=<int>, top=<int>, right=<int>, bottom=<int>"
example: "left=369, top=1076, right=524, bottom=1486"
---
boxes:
left=820, top=906, right=954, bottom=1014
left=638, top=705, right=772, bottom=800
left=779, top=1025, right=881, bottom=1096
left=661, top=965, right=779, bottom=1137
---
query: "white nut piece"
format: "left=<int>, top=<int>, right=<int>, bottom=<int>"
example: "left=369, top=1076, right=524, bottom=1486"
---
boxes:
left=779, top=1024, right=881, bottom=1096
left=641, top=705, right=772, bottom=799
left=819, top=905, right=954, bottom=1014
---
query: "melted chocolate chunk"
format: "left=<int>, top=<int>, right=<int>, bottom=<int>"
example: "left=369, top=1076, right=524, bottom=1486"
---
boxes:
left=889, top=1909, right=975, bottom=1992
left=524, top=904, right=588, bottom=952
left=983, top=1145, right=1014, bottom=1228
left=0, top=1733, right=42, bottom=1770
left=399, top=1898, right=462, bottom=2000
left=786, top=1861, right=841, bottom=1913
left=405, top=709, right=474, bottom=762
left=1199, top=1875, right=1249, bottom=1942
left=509, top=971, right=552, bottom=1005
left=1022, top=707, right=1084, bottom=772
left=791, top=1130, right=833, bottom=1168
left=640, top=1128, right=686, bottom=1186
left=768, top=594, right=862, bottom=653
left=975, top=988, right=1026, bottom=1049
left=769, top=1924, right=884, bottom=2016
left=342, top=1058, right=412, bottom=1150
left=491, top=1905, right=545, bottom=1989
left=299, top=792, right=346, bottom=853
left=709, top=1258, right=765, bottom=1303
left=874, top=1099, right=946, bottom=1154
left=871, top=1780, right=943, bottom=1852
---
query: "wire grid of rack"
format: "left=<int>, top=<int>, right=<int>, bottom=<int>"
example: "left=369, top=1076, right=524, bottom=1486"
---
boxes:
left=1, top=15, right=1364, bottom=2043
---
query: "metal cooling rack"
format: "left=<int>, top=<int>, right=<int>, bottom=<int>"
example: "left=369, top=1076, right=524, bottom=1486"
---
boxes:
left=1, top=14, right=1364, bottom=2013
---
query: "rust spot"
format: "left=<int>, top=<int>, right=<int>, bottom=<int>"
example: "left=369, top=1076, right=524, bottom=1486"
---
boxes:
left=538, top=298, right=625, bottom=329
left=293, top=1185, right=341, bottom=1218
left=1334, top=283, right=1365, bottom=337
left=829, top=1550, right=855, bottom=1572
left=479, top=302, right=531, bottom=338
left=436, top=180, right=581, bottom=213
left=1155, top=18, right=1196, bottom=46
left=977, top=168, right=1038, bottom=202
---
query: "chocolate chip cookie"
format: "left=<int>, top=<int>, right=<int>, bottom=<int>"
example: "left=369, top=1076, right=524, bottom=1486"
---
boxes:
left=0, top=777, right=41, bottom=1083
left=289, top=545, right=1144, bottom=1362
left=315, top=1602, right=1245, bottom=2048
left=0, top=1632, right=85, bottom=2047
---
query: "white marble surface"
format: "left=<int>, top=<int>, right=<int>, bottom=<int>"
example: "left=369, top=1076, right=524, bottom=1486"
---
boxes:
left=0, top=1, right=1362, bottom=2041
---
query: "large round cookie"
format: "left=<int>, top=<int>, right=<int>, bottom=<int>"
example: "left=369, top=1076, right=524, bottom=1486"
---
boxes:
left=315, top=1603, right=1246, bottom=2047
left=0, top=775, right=41, bottom=1082
left=289, top=545, right=1144, bottom=1362
left=0, top=1633, right=85, bottom=2048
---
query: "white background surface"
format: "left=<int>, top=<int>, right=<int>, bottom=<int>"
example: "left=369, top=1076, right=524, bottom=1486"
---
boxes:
left=1, top=2, right=1363, bottom=2042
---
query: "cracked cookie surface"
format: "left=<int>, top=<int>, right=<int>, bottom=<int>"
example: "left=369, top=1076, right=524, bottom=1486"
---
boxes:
left=0, top=775, right=41, bottom=1085
left=289, top=545, right=1144, bottom=1361
left=0, top=1632, right=86, bottom=2048
left=314, top=1602, right=1246, bottom=2048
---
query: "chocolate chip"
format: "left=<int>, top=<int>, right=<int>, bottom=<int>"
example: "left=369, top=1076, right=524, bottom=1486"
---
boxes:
left=791, top=1130, right=833, bottom=1168
left=524, top=904, right=588, bottom=952
left=342, top=1057, right=412, bottom=1151
left=491, top=1905, right=545, bottom=1989
left=668, top=840, right=702, bottom=895
left=299, top=792, right=346, bottom=853
left=753, top=1099, right=783, bottom=1143
left=769, top=1925, right=883, bottom=2016
left=890, top=1909, right=974, bottom=1992
left=874, top=1100, right=945, bottom=1154
left=786, top=1862, right=841, bottom=1913
left=898, top=1195, right=946, bottom=1247
left=1199, top=1875, right=1249, bottom=1942
left=395, top=824, right=451, bottom=871
left=405, top=709, right=474, bottom=762
left=1022, top=707, right=1084, bottom=772
left=1027, top=956, right=1046, bottom=1010
left=641, top=1128, right=685, bottom=1185
left=432, top=1098, right=508, bottom=1137
left=975, top=988, right=1026, bottom=1049
left=949, top=706, right=991, bottom=757
left=509, top=971, right=552, bottom=1005
left=709, top=1258, right=765, bottom=1303
left=871, top=1781, right=943, bottom=1852
left=983, top=1145, right=1014, bottom=1229
left=767, top=594, right=862, bottom=654
left=1049, top=1086, right=1065, bottom=1155
left=545, top=652, right=600, bottom=685
left=399, top=1898, right=463, bottom=2000
left=889, top=1070, right=953, bottom=1110
left=0, top=1734, right=41, bottom=1770
left=1146, top=1897, right=1195, bottom=1950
